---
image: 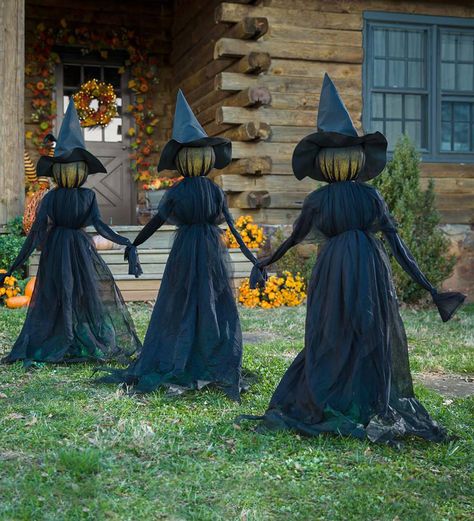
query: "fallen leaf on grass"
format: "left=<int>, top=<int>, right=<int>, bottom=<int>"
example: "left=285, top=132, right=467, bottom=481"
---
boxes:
left=5, top=413, right=26, bottom=420
left=0, top=392, right=7, bottom=399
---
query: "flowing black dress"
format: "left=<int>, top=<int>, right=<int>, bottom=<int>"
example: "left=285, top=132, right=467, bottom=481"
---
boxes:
left=245, top=181, right=464, bottom=442
left=1, top=187, right=141, bottom=365
left=99, top=176, right=261, bottom=401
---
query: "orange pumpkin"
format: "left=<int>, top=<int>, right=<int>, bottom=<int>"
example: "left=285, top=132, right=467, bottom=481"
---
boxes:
left=24, top=277, right=36, bottom=298
left=5, top=295, right=30, bottom=309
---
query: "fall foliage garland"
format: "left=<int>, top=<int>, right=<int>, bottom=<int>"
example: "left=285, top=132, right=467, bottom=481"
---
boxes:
left=25, top=19, right=160, bottom=183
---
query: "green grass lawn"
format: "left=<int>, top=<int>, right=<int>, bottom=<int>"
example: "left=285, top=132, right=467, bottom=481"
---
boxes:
left=0, top=304, right=472, bottom=521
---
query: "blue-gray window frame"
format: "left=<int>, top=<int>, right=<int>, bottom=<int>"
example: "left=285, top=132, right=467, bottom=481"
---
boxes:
left=363, top=11, right=474, bottom=163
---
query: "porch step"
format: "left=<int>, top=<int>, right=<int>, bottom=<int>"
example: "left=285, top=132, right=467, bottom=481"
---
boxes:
left=28, top=247, right=254, bottom=302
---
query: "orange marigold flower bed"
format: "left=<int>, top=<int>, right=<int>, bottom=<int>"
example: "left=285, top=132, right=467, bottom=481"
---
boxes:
left=238, top=271, right=306, bottom=309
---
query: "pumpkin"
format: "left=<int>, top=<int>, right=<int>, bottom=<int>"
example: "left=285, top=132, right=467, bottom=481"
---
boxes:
left=52, top=161, right=89, bottom=188
left=24, top=277, right=36, bottom=298
left=5, top=295, right=30, bottom=309
left=175, top=146, right=215, bottom=177
left=92, top=235, right=114, bottom=250
left=318, top=145, right=366, bottom=182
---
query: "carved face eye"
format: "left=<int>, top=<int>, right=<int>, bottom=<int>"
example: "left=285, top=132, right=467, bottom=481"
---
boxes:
left=52, top=161, right=89, bottom=187
left=318, top=145, right=366, bottom=182
left=175, top=146, right=216, bottom=177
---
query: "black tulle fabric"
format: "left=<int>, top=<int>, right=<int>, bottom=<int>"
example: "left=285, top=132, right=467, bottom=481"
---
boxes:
left=98, top=176, right=262, bottom=401
left=1, top=188, right=141, bottom=365
left=245, top=181, right=465, bottom=442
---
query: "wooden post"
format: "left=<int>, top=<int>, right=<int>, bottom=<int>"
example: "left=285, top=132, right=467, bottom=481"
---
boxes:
left=0, top=0, right=24, bottom=225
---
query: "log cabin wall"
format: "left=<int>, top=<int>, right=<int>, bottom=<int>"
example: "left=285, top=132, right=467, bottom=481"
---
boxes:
left=181, top=0, right=473, bottom=296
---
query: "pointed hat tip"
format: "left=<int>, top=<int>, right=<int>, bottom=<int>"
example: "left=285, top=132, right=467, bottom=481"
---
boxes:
left=317, top=72, right=358, bottom=137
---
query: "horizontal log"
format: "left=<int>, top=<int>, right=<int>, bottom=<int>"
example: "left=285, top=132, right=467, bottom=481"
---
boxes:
left=229, top=190, right=272, bottom=209
left=269, top=59, right=361, bottom=79
left=179, top=58, right=234, bottom=96
left=215, top=37, right=363, bottom=63
left=221, top=122, right=272, bottom=141
left=226, top=16, right=269, bottom=40
left=217, top=106, right=361, bottom=129
left=270, top=92, right=361, bottom=112
left=226, top=86, right=272, bottom=107
left=215, top=3, right=362, bottom=30
left=222, top=156, right=272, bottom=176
left=191, top=87, right=272, bottom=127
left=215, top=173, right=315, bottom=192
left=420, top=177, right=474, bottom=193
left=421, top=163, right=474, bottom=179
left=227, top=52, right=271, bottom=74
left=228, top=207, right=302, bottom=224
left=267, top=24, right=363, bottom=46
left=216, top=72, right=361, bottom=94
left=265, top=0, right=474, bottom=17
left=229, top=190, right=307, bottom=209
left=221, top=122, right=259, bottom=141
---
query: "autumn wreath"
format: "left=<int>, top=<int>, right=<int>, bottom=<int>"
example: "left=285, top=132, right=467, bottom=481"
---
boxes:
left=72, top=79, right=117, bottom=127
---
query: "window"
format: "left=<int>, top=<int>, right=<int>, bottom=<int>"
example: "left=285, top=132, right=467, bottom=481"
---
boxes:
left=60, top=62, right=124, bottom=143
left=364, top=12, right=474, bottom=161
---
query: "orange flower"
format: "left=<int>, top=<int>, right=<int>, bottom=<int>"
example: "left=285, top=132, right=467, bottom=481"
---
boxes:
left=139, top=83, right=149, bottom=93
left=36, top=81, right=45, bottom=91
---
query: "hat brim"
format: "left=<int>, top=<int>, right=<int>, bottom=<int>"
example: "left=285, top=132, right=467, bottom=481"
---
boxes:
left=157, top=137, right=232, bottom=172
left=292, top=131, right=387, bottom=182
left=37, top=148, right=107, bottom=177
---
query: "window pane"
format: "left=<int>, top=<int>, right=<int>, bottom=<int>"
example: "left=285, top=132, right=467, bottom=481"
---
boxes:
left=388, top=30, right=405, bottom=58
left=441, top=122, right=452, bottom=151
left=407, top=61, right=423, bottom=88
left=84, top=126, right=102, bottom=142
left=405, top=94, right=421, bottom=119
left=372, top=93, right=384, bottom=118
left=386, top=93, right=402, bottom=118
left=386, top=120, right=403, bottom=148
left=405, top=121, right=422, bottom=148
left=373, top=59, right=386, bottom=86
left=407, top=31, right=423, bottom=59
left=104, top=118, right=122, bottom=142
left=63, top=65, right=81, bottom=88
left=84, top=66, right=101, bottom=82
left=441, top=63, right=456, bottom=90
left=458, top=35, right=474, bottom=61
left=388, top=59, right=405, bottom=87
left=454, top=102, right=470, bottom=122
left=458, top=63, right=474, bottom=91
left=373, top=28, right=386, bottom=56
left=104, top=67, right=122, bottom=90
left=441, top=102, right=452, bottom=122
left=441, top=33, right=456, bottom=61
left=453, top=122, right=469, bottom=151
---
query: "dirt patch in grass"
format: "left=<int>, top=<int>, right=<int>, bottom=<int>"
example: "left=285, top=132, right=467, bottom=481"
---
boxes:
left=415, top=373, right=474, bottom=397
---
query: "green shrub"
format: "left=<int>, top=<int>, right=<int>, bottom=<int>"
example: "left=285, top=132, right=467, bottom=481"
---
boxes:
left=373, top=134, right=456, bottom=303
left=0, top=217, right=26, bottom=279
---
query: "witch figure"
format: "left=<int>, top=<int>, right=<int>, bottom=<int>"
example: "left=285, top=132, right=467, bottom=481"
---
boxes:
left=241, top=74, right=466, bottom=442
left=1, top=100, right=142, bottom=366
left=97, top=90, right=264, bottom=401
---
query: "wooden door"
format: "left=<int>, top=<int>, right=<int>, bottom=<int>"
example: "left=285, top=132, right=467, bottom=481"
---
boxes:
left=56, top=57, right=134, bottom=225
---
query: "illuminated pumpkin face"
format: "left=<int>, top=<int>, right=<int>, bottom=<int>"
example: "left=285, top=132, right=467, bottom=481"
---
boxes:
left=175, top=146, right=216, bottom=177
left=52, top=161, right=89, bottom=188
left=317, top=145, right=366, bottom=182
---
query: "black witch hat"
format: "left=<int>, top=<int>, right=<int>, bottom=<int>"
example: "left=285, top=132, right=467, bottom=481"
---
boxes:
left=292, top=74, right=387, bottom=182
left=157, top=89, right=231, bottom=172
left=37, top=99, right=106, bottom=178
